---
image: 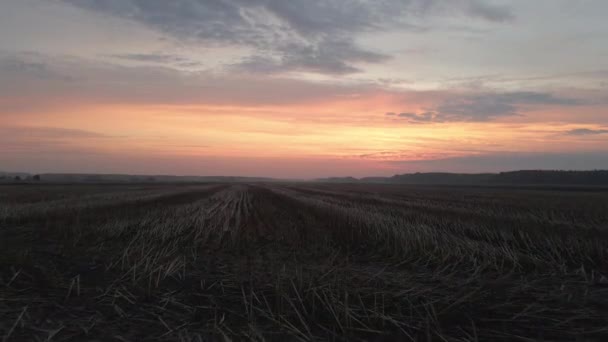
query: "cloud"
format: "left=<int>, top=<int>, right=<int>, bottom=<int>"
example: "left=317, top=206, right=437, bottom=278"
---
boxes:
left=61, top=0, right=513, bottom=75
left=232, top=37, right=390, bottom=75
left=387, top=151, right=608, bottom=172
left=397, top=112, right=437, bottom=122
left=389, top=91, right=584, bottom=123
left=434, top=92, right=581, bottom=120
left=0, top=126, right=115, bottom=157
left=358, top=149, right=467, bottom=161
left=3, top=52, right=601, bottom=129
left=0, top=54, right=74, bottom=81
left=564, top=128, right=608, bottom=136
left=0, top=52, right=386, bottom=110
left=465, top=0, right=513, bottom=22
left=108, top=53, right=203, bottom=68
left=0, top=126, right=111, bottom=139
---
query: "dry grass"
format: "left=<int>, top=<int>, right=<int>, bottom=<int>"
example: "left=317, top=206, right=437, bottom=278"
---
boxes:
left=1, top=183, right=608, bottom=341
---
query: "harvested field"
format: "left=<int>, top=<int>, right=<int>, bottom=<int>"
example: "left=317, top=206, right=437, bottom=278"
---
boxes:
left=1, top=183, right=608, bottom=341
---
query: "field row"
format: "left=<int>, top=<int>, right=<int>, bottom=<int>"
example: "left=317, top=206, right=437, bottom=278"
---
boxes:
left=2, top=183, right=608, bottom=341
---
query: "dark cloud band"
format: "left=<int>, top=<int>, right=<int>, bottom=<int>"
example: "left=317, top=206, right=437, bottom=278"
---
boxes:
left=61, top=0, right=514, bottom=75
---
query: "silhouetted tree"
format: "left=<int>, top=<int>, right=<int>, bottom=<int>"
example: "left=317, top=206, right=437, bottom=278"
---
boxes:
left=14, top=176, right=21, bottom=181
left=33, top=175, right=41, bottom=181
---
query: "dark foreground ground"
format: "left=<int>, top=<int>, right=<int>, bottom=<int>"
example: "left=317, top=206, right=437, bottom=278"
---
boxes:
left=1, top=183, right=608, bottom=341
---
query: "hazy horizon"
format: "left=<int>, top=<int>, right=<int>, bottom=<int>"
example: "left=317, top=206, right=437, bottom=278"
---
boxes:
left=3, top=167, right=608, bottom=181
left=2, top=0, right=608, bottom=178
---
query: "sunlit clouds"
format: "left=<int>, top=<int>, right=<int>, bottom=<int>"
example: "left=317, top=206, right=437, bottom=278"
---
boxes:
left=1, top=0, right=608, bottom=177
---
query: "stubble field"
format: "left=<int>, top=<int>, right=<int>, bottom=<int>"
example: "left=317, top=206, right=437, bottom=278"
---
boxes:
left=1, top=183, right=608, bottom=341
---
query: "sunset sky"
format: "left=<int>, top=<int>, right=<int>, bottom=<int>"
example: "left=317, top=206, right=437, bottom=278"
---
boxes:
left=1, top=0, right=608, bottom=178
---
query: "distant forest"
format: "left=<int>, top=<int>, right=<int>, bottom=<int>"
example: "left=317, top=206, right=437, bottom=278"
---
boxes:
left=326, top=170, right=608, bottom=186
left=390, top=170, right=608, bottom=185
left=2, top=170, right=608, bottom=186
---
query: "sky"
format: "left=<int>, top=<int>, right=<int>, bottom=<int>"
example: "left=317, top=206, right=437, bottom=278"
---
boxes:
left=1, top=0, right=607, bottom=178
